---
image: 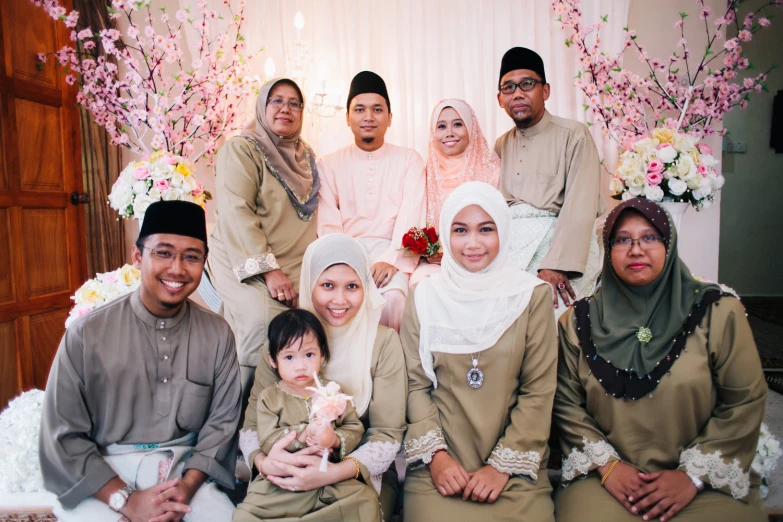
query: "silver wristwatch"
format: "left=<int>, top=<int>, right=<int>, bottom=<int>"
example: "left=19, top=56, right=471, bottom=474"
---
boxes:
left=108, top=484, right=135, bottom=512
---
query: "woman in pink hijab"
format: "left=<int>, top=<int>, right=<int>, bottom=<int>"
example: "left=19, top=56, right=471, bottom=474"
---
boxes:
left=410, top=99, right=501, bottom=285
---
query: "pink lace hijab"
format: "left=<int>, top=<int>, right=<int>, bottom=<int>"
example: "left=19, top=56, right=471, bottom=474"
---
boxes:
left=425, top=99, right=501, bottom=226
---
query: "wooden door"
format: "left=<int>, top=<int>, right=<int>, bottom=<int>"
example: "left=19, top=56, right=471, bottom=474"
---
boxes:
left=0, top=0, right=87, bottom=408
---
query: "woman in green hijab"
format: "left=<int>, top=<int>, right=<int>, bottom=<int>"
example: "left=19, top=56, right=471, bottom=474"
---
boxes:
left=553, top=197, right=767, bottom=522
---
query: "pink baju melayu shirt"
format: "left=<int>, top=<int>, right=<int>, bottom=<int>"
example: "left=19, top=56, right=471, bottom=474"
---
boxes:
left=317, top=142, right=426, bottom=275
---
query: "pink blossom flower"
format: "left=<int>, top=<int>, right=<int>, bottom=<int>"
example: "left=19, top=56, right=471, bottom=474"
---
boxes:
left=154, top=179, right=171, bottom=192
left=647, top=159, right=665, bottom=174
left=646, top=171, right=663, bottom=185
left=697, top=164, right=709, bottom=177
left=724, top=38, right=739, bottom=50
left=696, top=143, right=712, bottom=155
left=738, top=30, right=752, bottom=42
left=759, top=18, right=771, bottom=27
left=77, top=28, right=92, bottom=40
left=133, top=165, right=150, bottom=180
left=700, top=6, right=711, bottom=20
left=65, top=74, right=75, bottom=85
left=37, top=52, right=47, bottom=63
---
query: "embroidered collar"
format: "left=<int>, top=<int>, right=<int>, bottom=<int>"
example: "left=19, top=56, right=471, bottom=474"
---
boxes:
left=574, top=289, right=727, bottom=401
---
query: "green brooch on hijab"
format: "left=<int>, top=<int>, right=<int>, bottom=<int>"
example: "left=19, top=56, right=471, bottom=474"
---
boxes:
left=636, top=327, right=653, bottom=344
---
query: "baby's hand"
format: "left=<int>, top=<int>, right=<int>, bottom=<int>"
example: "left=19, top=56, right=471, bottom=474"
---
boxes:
left=313, top=424, right=337, bottom=449
left=296, top=423, right=314, bottom=444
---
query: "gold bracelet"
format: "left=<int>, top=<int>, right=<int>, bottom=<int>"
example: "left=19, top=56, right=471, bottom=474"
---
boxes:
left=256, top=454, right=267, bottom=478
left=600, top=460, right=620, bottom=486
left=343, top=456, right=361, bottom=480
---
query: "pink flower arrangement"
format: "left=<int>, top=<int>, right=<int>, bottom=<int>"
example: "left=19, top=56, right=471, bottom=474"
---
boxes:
left=551, top=0, right=781, bottom=143
left=31, top=0, right=259, bottom=166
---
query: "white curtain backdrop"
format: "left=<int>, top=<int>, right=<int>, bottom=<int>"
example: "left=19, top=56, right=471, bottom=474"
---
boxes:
left=232, top=0, right=629, bottom=160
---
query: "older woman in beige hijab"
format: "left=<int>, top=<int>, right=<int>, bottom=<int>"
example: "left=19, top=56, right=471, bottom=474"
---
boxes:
left=207, top=78, right=320, bottom=404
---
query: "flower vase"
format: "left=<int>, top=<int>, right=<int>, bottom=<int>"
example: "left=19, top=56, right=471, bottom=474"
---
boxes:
left=660, top=201, right=689, bottom=235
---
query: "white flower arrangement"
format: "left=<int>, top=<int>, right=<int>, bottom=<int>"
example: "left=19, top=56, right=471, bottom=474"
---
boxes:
left=108, top=150, right=211, bottom=220
left=610, top=128, right=724, bottom=210
left=0, top=389, right=46, bottom=493
left=753, top=422, right=782, bottom=499
left=65, top=264, right=141, bottom=328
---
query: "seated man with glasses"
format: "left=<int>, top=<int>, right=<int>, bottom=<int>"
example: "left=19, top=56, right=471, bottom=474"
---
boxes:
left=40, top=200, right=241, bottom=522
left=494, top=47, right=605, bottom=318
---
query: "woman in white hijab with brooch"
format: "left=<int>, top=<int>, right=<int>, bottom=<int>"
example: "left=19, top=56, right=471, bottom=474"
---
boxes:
left=401, top=182, right=557, bottom=522
left=238, top=233, right=406, bottom=521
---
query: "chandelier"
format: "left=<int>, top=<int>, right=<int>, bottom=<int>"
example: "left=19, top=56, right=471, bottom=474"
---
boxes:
left=264, top=12, right=344, bottom=121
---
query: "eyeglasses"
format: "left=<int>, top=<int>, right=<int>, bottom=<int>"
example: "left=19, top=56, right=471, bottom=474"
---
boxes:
left=141, top=247, right=207, bottom=265
left=609, top=235, right=665, bottom=251
left=268, top=97, right=304, bottom=112
left=498, top=79, right=542, bottom=95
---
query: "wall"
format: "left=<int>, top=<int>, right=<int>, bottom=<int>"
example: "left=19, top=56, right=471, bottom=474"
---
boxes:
left=719, top=4, right=783, bottom=297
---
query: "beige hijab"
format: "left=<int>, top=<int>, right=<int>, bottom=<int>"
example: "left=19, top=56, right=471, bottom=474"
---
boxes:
left=240, top=78, right=319, bottom=219
left=299, top=234, right=385, bottom=415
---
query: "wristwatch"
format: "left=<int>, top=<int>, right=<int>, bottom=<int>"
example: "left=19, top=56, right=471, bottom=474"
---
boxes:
left=108, top=484, right=135, bottom=512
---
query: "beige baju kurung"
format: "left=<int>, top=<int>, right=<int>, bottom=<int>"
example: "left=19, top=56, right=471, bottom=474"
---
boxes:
left=553, top=295, right=768, bottom=522
left=234, top=382, right=379, bottom=521
left=494, top=111, right=604, bottom=308
left=39, top=290, right=241, bottom=515
left=317, top=143, right=426, bottom=330
left=401, top=284, right=557, bottom=522
left=208, top=136, right=318, bottom=372
left=240, top=325, right=407, bottom=521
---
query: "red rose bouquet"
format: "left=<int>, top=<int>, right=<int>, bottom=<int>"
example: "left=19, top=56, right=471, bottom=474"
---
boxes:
left=401, top=226, right=440, bottom=257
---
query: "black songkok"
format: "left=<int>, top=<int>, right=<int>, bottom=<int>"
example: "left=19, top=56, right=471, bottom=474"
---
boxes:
left=138, top=200, right=207, bottom=245
left=346, top=71, right=391, bottom=112
left=498, top=47, right=546, bottom=86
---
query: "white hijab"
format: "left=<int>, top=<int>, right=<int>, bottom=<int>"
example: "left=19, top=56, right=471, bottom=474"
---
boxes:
left=414, top=181, right=545, bottom=387
left=299, top=234, right=384, bottom=415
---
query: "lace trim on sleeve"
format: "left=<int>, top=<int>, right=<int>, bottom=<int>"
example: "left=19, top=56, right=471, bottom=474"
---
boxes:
left=349, top=440, right=401, bottom=494
left=679, top=446, right=750, bottom=500
left=238, top=429, right=260, bottom=464
left=561, top=437, right=620, bottom=482
left=487, top=444, right=541, bottom=481
left=233, top=253, right=279, bottom=282
left=403, top=427, right=447, bottom=467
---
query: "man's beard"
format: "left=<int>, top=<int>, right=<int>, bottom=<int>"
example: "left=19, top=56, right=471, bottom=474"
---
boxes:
left=513, top=114, right=533, bottom=129
left=361, top=137, right=375, bottom=144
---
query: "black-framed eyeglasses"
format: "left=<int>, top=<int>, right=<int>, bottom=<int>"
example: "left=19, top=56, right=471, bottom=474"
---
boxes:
left=498, top=79, right=542, bottom=95
left=609, top=235, right=665, bottom=251
left=141, top=247, right=207, bottom=265
left=268, top=97, right=304, bottom=112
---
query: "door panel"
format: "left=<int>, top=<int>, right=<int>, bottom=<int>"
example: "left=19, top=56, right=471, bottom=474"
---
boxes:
left=0, top=0, right=85, bottom=409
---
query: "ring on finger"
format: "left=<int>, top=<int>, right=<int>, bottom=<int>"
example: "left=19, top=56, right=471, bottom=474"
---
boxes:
left=277, top=292, right=285, bottom=299
left=557, top=283, right=566, bottom=290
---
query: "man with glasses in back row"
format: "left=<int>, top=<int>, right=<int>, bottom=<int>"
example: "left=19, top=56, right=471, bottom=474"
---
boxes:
left=40, top=200, right=240, bottom=521
left=495, top=47, right=605, bottom=317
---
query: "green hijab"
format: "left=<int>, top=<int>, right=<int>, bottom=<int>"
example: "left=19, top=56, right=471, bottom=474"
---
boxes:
left=589, top=198, right=721, bottom=376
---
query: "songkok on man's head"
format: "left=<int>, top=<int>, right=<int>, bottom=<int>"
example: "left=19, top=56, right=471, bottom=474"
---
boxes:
left=346, top=71, right=391, bottom=112
left=138, top=200, right=208, bottom=245
left=498, top=47, right=546, bottom=86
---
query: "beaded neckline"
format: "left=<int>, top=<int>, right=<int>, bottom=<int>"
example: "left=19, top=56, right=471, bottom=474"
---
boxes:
left=574, top=289, right=727, bottom=401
